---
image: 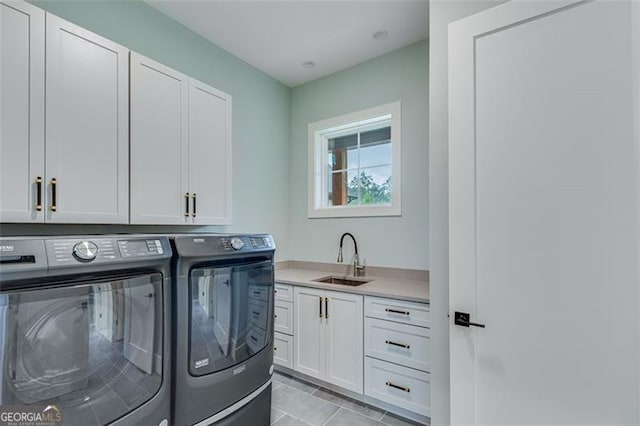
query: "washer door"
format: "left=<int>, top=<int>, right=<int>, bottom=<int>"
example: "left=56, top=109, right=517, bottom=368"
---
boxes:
left=0, top=273, right=164, bottom=426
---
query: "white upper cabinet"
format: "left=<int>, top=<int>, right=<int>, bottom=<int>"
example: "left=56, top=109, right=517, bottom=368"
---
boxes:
left=130, top=52, right=189, bottom=224
left=0, top=1, right=45, bottom=223
left=130, top=52, right=232, bottom=225
left=188, top=80, right=232, bottom=225
left=45, top=14, right=129, bottom=223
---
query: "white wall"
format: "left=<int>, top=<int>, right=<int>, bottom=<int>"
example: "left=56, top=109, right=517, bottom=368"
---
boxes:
left=288, top=41, right=429, bottom=270
left=428, top=1, right=507, bottom=424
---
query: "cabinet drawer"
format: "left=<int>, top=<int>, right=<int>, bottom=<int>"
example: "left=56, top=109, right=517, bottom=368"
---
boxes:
left=275, top=283, right=293, bottom=302
left=249, top=284, right=270, bottom=302
left=275, top=301, right=294, bottom=335
left=274, top=332, right=293, bottom=369
left=365, top=296, right=430, bottom=328
left=364, top=357, right=430, bottom=416
left=365, top=318, right=430, bottom=372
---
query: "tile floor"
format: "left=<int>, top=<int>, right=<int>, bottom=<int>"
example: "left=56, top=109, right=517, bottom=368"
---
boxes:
left=271, top=372, right=429, bottom=426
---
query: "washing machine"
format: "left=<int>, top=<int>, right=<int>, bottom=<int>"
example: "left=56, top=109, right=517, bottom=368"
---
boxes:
left=170, top=234, right=275, bottom=426
left=0, top=235, right=172, bottom=426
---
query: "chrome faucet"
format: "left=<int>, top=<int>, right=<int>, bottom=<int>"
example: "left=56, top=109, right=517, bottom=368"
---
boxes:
left=337, top=232, right=365, bottom=277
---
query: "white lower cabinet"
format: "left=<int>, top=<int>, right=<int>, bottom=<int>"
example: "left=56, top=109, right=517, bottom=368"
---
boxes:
left=364, top=296, right=431, bottom=417
left=274, top=284, right=295, bottom=369
left=364, top=357, right=431, bottom=416
left=294, top=287, right=363, bottom=394
left=274, top=332, right=293, bottom=369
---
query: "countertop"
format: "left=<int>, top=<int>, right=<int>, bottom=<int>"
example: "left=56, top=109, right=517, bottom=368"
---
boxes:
left=275, top=268, right=429, bottom=304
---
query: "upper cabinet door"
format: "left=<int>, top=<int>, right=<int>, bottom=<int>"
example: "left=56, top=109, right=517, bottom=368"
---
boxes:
left=45, top=14, right=129, bottom=223
left=0, top=1, right=45, bottom=223
left=188, top=79, right=232, bottom=225
left=130, top=52, right=189, bottom=224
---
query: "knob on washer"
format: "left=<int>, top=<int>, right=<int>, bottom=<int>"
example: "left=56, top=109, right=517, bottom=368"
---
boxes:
left=73, top=241, right=99, bottom=262
left=230, top=237, right=244, bottom=250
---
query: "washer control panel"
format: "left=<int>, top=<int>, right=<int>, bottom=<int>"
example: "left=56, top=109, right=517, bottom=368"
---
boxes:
left=118, top=239, right=164, bottom=258
left=46, top=237, right=169, bottom=265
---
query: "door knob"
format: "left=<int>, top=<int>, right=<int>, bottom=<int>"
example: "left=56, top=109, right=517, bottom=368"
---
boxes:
left=454, top=311, right=485, bottom=328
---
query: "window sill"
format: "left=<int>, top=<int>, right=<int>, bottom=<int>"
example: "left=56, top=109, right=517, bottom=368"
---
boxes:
left=308, top=204, right=401, bottom=218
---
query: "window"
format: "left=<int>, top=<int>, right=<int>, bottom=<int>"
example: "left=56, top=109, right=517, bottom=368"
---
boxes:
left=308, top=101, right=401, bottom=218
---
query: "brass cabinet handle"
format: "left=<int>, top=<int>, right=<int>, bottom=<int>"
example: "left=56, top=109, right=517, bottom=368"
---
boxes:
left=50, top=178, right=57, bottom=211
left=385, top=308, right=410, bottom=315
left=385, top=340, right=410, bottom=349
left=184, top=193, right=190, bottom=217
left=385, top=381, right=410, bottom=393
left=192, top=193, right=197, bottom=217
left=325, top=297, right=329, bottom=319
left=35, top=177, right=43, bottom=211
left=319, top=296, right=323, bottom=318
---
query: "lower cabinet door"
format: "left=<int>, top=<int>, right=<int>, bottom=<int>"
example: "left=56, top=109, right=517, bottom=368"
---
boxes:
left=274, top=300, right=294, bottom=335
left=325, top=290, right=363, bottom=393
left=293, top=287, right=324, bottom=380
left=274, top=332, right=293, bottom=369
left=364, top=357, right=431, bottom=416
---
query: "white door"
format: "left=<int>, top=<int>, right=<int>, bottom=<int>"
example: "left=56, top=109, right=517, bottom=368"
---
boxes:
left=123, top=282, right=155, bottom=374
left=449, top=1, right=640, bottom=424
left=45, top=14, right=128, bottom=223
left=188, top=79, right=232, bottom=225
left=0, top=1, right=44, bottom=223
left=294, top=287, right=325, bottom=380
left=130, top=52, right=189, bottom=224
left=325, top=290, right=363, bottom=393
left=213, top=268, right=232, bottom=355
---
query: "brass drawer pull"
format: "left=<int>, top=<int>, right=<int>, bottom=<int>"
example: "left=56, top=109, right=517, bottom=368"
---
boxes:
left=385, top=340, right=410, bottom=349
left=385, top=308, right=410, bottom=315
left=385, top=381, right=410, bottom=393
left=35, top=176, right=43, bottom=211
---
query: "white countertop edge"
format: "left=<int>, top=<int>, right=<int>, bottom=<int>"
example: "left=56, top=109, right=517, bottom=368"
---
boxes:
left=275, top=268, right=430, bottom=304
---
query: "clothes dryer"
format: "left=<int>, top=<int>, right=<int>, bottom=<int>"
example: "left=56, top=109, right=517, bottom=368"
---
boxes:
left=170, top=234, right=275, bottom=426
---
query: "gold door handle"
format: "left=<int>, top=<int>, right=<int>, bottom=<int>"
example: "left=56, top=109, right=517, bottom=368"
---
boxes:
left=35, top=177, right=43, bottom=211
left=184, top=193, right=190, bottom=217
left=50, top=178, right=57, bottom=211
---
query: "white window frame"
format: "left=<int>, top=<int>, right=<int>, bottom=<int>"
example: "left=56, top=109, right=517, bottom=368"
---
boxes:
left=308, top=101, right=402, bottom=218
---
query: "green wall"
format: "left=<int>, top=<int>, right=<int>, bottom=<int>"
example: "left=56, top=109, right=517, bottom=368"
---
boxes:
left=5, top=0, right=292, bottom=261
left=288, top=40, right=429, bottom=269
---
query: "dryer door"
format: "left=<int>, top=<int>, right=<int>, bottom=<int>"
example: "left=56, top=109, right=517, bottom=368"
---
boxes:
left=0, top=273, right=164, bottom=426
left=189, top=260, right=274, bottom=376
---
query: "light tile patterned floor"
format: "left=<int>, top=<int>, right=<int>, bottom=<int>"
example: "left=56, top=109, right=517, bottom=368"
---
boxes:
left=271, top=372, right=429, bottom=426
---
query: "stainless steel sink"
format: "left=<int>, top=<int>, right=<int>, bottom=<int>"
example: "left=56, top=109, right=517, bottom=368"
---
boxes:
left=313, top=275, right=372, bottom=286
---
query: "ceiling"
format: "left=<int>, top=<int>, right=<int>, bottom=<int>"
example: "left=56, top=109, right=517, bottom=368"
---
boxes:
left=145, top=0, right=429, bottom=87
